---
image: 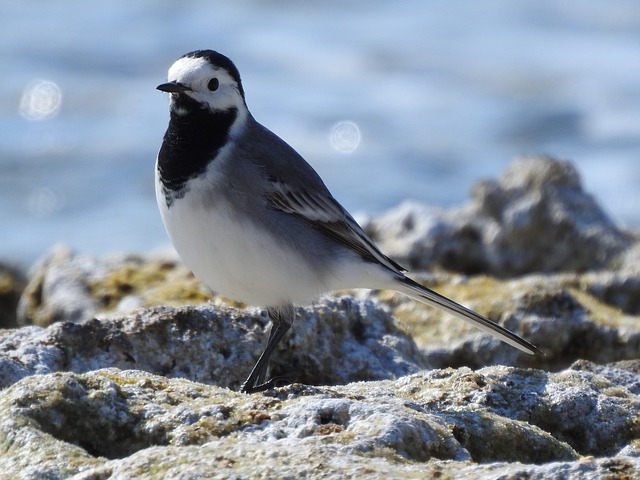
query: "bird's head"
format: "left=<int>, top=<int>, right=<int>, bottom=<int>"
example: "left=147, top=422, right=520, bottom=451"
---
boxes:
left=157, top=50, right=246, bottom=116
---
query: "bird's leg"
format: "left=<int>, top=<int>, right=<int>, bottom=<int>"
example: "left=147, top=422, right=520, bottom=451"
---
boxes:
left=240, top=304, right=294, bottom=393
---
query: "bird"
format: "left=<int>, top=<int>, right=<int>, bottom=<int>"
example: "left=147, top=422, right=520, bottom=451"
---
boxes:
left=155, top=49, right=542, bottom=393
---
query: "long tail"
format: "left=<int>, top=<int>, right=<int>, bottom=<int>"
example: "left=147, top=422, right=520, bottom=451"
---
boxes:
left=397, top=276, right=542, bottom=355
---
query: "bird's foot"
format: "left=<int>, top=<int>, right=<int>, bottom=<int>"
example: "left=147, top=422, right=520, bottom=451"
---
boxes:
left=240, top=376, right=291, bottom=394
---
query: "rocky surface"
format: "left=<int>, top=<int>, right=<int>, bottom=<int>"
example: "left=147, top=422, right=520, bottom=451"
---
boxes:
left=0, top=364, right=638, bottom=479
left=1, top=156, right=640, bottom=479
left=363, top=156, right=635, bottom=276
left=0, top=262, right=26, bottom=329
left=0, top=298, right=424, bottom=391
left=373, top=271, right=640, bottom=371
left=16, top=246, right=212, bottom=327
left=10, top=251, right=640, bottom=376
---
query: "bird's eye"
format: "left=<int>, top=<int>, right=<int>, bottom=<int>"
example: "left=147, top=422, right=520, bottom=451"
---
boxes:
left=208, top=78, right=219, bottom=91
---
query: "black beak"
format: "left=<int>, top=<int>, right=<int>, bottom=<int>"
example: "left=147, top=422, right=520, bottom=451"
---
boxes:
left=157, top=81, right=191, bottom=93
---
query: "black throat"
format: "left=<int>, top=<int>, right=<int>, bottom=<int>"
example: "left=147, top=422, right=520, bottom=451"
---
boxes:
left=157, top=94, right=237, bottom=206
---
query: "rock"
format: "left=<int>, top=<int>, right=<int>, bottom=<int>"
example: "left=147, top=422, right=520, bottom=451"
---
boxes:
left=9, top=254, right=640, bottom=383
left=0, top=298, right=425, bottom=390
left=0, top=261, right=26, bottom=328
left=16, top=245, right=211, bottom=327
left=0, top=365, right=637, bottom=479
left=367, top=271, right=640, bottom=371
left=618, top=241, right=640, bottom=276
left=5, top=268, right=640, bottom=390
left=364, top=156, right=634, bottom=276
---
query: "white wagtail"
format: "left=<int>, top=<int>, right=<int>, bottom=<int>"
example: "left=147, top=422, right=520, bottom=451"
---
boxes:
left=156, top=50, right=542, bottom=393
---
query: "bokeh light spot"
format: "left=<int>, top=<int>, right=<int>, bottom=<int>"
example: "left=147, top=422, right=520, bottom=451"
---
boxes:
left=27, top=187, right=64, bottom=217
left=329, top=120, right=361, bottom=153
left=19, top=79, right=63, bottom=121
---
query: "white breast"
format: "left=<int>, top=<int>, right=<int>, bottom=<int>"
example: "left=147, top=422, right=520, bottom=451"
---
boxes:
left=155, top=169, right=338, bottom=307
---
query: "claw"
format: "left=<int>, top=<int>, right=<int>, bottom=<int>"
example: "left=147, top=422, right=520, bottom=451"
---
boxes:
left=239, top=305, right=295, bottom=394
left=240, top=376, right=291, bottom=394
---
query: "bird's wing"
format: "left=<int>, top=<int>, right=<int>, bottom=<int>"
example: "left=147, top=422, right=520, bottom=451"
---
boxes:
left=266, top=179, right=406, bottom=273
left=267, top=178, right=542, bottom=356
left=250, top=125, right=541, bottom=357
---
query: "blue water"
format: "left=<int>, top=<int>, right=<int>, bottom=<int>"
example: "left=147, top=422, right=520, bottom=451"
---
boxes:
left=2, top=0, right=640, bottom=268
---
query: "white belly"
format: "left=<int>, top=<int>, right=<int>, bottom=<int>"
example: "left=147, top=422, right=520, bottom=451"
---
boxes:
left=156, top=181, right=332, bottom=307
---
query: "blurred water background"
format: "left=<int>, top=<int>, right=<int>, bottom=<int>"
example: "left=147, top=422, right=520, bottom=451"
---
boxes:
left=2, top=0, right=640, bottom=269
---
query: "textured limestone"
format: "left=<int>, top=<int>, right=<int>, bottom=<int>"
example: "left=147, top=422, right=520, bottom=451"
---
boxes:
left=7, top=268, right=640, bottom=393
left=0, top=261, right=26, bottom=329
left=369, top=271, right=640, bottom=371
left=0, top=298, right=424, bottom=391
left=16, top=246, right=211, bottom=327
left=0, top=365, right=637, bottom=479
left=363, top=156, right=634, bottom=276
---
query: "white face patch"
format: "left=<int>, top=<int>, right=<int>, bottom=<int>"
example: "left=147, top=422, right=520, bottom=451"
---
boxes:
left=166, top=56, right=246, bottom=115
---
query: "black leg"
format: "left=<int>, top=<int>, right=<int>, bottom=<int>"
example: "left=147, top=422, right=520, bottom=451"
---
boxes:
left=240, top=304, right=294, bottom=393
